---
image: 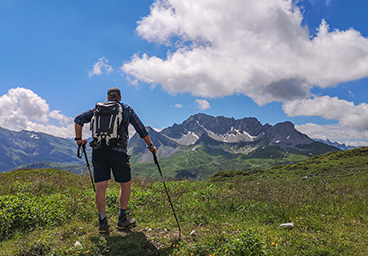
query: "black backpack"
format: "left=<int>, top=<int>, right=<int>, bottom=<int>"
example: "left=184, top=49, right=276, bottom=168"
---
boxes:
left=90, top=101, right=124, bottom=147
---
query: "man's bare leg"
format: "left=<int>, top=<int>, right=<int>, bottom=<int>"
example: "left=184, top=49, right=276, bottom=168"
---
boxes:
left=95, top=180, right=108, bottom=214
left=119, top=180, right=132, bottom=210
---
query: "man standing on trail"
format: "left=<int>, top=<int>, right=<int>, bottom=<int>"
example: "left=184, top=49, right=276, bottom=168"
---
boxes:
left=74, top=87, right=157, bottom=234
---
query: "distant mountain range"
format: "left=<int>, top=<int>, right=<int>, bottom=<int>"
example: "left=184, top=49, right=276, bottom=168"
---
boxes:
left=0, top=114, right=340, bottom=176
left=0, top=126, right=89, bottom=173
left=127, top=113, right=336, bottom=162
left=125, top=114, right=339, bottom=178
left=313, top=138, right=356, bottom=151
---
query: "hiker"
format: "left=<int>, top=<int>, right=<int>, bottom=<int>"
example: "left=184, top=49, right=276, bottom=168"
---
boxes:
left=74, top=87, right=157, bottom=234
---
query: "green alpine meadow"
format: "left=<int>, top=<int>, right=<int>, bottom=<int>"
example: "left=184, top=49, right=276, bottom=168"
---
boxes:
left=1, top=147, right=368, bottom=255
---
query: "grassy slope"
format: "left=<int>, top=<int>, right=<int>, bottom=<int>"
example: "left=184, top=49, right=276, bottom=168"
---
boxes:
left=209, top=146, right=368, bottom=184
left=131, top=144, right=312, bottom=180
left=13, top=161, right=88, bottom=176
left=0, top=147, right=368, bottom=255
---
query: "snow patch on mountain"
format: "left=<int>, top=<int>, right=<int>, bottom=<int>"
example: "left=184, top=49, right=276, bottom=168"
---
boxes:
left=205, top=126, right=257, bottom=143
left=163, top=131, right=199, bottom=146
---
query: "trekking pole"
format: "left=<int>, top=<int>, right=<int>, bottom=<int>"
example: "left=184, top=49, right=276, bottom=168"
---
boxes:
left=77, top=143, right=96, bottom=193
left=152, top=152, right=181, bottom=240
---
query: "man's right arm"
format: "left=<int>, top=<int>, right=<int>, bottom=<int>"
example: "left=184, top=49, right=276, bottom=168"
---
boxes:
left=74, top=109, right=94, bottom=146
left=75, top=123, right=87, bottom=146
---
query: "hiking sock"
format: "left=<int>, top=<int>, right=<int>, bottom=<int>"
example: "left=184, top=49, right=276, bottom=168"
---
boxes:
left=119, top=209, right=127, bottom=219
left=99, top=212, right=106, bottom=220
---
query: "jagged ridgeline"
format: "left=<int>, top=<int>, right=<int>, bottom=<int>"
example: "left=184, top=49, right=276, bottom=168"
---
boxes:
left=0, top=114, right=338, bottom=177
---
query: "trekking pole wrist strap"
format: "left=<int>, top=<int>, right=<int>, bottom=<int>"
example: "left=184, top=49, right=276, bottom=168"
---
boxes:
left=147, top=143, right=154, bottom=149
left=75, top=137, right=82, bottom=141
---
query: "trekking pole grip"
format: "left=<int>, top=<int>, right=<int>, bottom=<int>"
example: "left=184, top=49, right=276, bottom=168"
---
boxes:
left=77, top=144, right=83, bottom=158
left=77, top=142, right=86, bottom=158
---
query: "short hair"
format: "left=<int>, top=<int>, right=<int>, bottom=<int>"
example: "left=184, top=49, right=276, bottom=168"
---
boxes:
left=107, top=87, right=121, bottom=99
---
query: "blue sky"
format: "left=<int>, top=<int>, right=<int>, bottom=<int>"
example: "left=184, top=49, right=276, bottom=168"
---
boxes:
left=1, top=0, right=368, bottom=146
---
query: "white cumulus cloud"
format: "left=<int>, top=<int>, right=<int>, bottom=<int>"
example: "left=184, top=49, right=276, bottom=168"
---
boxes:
left=0, top=88, right=74, bottom=138
left=88, top=56, right=113, bottom=78
left=121, top=0, right=368, bottom=106
left=296, top=123, right=368, bottom=146
left=283, top=96, right=368, bottom=131
left=175, top=103, right=183, bottom=108
left=195, top=99, right=211, bottom=111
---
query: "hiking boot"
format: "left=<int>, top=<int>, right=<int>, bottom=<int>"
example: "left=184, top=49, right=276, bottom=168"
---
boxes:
left=116, top=214, right=136, bottom=230
left=98, top=217, right=109, bottom=234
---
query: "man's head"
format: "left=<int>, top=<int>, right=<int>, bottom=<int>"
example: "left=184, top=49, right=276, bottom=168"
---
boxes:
left=107, top=87, right=122, bottom=101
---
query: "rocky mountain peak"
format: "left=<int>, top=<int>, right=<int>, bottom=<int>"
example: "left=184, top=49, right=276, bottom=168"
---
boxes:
left=162, top=114, right=308, bottom=146
left=161, top=113, right=264, bottom=145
